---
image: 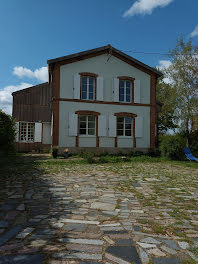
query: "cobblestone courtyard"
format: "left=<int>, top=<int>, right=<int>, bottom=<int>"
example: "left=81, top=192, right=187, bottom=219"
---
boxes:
left=1, top=155, right=198, bottom=264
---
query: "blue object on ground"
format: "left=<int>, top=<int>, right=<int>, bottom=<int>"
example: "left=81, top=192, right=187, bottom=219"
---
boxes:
left=184, top=148, right=198, bottom=162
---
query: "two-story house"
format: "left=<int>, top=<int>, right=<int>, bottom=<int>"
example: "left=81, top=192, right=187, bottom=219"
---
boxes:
left=13, top=45, right=162, bottom=153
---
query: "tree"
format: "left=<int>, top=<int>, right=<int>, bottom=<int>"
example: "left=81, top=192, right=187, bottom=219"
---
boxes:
left=167, top=37, right=198, bottom=141
left=0, top=109, right=16, bottom=153
left=156, top=76, right=178, bottom=133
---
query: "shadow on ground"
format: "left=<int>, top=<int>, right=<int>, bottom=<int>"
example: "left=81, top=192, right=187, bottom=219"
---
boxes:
left=0, top=154, right=75, bottom=263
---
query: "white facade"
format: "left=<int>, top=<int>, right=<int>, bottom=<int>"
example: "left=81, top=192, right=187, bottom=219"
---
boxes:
left=58, top=54, right=152, bottom=151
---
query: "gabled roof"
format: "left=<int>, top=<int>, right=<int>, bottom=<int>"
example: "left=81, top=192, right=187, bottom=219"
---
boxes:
left=47, top=44, right=163, bottom=77
left=12, top=82, right=48, bottom=96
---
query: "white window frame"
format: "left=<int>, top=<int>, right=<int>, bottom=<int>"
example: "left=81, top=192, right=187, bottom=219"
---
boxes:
left=79, top=115, right=96, bottom=136
left=81, top=76, right=95, bottom=100
left=117, top=117, right=132, bottom=138
left=20, top=122, right=35, bottom=143
left=119, top=80, right=131, bottom=103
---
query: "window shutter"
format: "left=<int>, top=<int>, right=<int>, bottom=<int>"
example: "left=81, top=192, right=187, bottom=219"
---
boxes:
left=68, top=112, right=78, bottom=136
left=73, top=74, right=80, bottom=99
left=34, top=123, right=42, bottom=142
left=96, top=76, right=103, bottom=101
left=135, top=116, right=143, bottom=138
left=15, top=122, right=19, bottom=142
left=98, top=115, right=107, bottom=137
left=109, top=115, right=116, bottom=137
left=113, top=78, right=119, bottom=102
left=134, top=80, right=141, bottom=103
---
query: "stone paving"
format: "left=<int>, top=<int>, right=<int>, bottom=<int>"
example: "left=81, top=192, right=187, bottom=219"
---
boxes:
left=0, top=157, right=198, bottom=263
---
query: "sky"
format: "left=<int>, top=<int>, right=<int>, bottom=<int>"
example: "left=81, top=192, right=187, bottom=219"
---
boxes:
left=0, top=0, right=198, bottom=114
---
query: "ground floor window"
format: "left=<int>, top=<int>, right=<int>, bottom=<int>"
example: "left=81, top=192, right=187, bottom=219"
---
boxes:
left=79, top=115, right=96, bottom=136
left=117, top=117, right=132, bottom=136
left=20, top=122, right=35, bottom=142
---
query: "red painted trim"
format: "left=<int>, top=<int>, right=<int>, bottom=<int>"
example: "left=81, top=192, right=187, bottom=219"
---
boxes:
left=75, top=110, right=100, bottom=116
left=55, top=98, right=150, bottom=107
left=133, top=118, right=136, bottom=148
left=114, top=112, right=137, bottom=118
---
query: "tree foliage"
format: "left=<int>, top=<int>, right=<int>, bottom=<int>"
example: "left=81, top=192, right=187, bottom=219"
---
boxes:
left=167, top=37, right=198, bottom=137
left=0, top=109, right=16, bottom=153
left=156, top=77, right=178, bottom=133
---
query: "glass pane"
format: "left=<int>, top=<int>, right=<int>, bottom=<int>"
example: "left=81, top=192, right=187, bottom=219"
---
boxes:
left=117, top=117, right=124, bottom=123
left=88, top=116, right=95, bottom=122
left=80, top=129, right=86, bottom=135
left=126, top=81, right=131, bottom=88
left=125, top=123, right=131, bottom=130
left=82, top=77, right=87, bottom=85
left=82, top=84, right=87, bottom=92
left=82, top=91, right=87, bottom=99
left=79, top=115, right=86, bottom=122
left=120, top=87, right=124, bottom=94
left=88, top=129, right=95, bottom=135
left=89, top=92, right=94, bottom=100
left=125, top=117, right=131, bottom=124
left=120, top=94, right=124, bottom=102
left=89, top=77, right=94, bottom=86
left=88, top=122, right=95, bottom=129
left=117, top=123, right=124, bottom=130
left=80, top=122, right=86, bottom=129
left=89, top=85, right=94, bottom=93
left=126, top=95, right=130, bottom=102
left=125, top=130, right=131, bottom=136
left=120, top=80, right=124, bottom=88
left=126, top=87, right=130, bottom=94
left=117, top=129, right=124, bottom=136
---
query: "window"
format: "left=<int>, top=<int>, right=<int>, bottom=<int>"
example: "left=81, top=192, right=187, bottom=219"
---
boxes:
left=79, top=115, right=96, bottom=136
left=81, top=76, right=95, bottom=100
left=20, top=122, right=35, bottom=142
left=117, top=117, right=132, bottom=137
left=120, top=80, right=131, bottom=102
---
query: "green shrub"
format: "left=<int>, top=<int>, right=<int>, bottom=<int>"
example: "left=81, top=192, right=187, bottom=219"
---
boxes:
left=85, top=152, right=95, bottom=164
left=159, top=134, right=186, bottom=160
left=0, top=110, right=16, bottom=154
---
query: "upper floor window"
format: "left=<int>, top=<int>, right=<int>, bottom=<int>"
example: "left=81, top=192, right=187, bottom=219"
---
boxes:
left=117, top=117, right=132, bottom=137
left=119, top=80, right=131, bottom=103
left=79, top=115, right=96, bottom=136
left=20, top=122, right=35, bottom=142
left=81, top=76, right=95, bottom=100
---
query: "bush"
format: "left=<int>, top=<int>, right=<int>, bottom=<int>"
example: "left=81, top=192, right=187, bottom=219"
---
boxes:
left=85, top=152, right=95, bottom=164
left=0, top=110, right=16, bottom=154
left=159, top=134, right=186, bottom=160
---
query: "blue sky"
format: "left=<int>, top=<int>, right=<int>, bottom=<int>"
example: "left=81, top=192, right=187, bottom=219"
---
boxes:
left=0, top=0, right=198, bottom=113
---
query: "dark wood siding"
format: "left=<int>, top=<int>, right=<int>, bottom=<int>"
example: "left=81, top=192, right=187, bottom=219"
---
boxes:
left=12, top=83, right=52, bottom=122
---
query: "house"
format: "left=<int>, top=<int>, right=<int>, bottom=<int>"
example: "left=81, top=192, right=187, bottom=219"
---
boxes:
left=12, top=45, right=162, bottom=153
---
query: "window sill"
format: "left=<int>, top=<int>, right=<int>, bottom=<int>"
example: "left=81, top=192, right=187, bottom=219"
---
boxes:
left=19, top=141, right=35, bottom=143
left=79, top=135, right=96, bottom=138
left=117, top=136, right=132, bottom=139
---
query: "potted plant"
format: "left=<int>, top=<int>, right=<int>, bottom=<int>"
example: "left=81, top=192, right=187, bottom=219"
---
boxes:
left=63, top=148, right=69, bottom=159
left=52, top=146, right=58, bottom=159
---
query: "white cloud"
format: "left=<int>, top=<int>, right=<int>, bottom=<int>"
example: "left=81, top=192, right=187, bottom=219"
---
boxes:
left=190, top=25, right=198, bottom=38
left=13, top=66, right=48, bottom=82
left=157, top=59, right=172, bottom=84
left=158, top=60, right=172, bottom=70
left=123, top=0, right=174, bottom=17
left=0, top=82, right=32, bottom=115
